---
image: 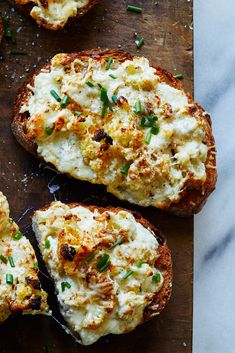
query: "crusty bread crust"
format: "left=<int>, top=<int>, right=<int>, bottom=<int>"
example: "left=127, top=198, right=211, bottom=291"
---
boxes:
left=9, top=0, right=99, bottom=30
left=12, top=49, right=217, bottom=215
left=34, top=202, right=172, bottom=333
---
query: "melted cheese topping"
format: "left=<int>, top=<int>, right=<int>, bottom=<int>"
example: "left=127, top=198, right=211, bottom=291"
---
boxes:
left=22, top=54, right=208, bottom=209
left=16, top=0, right=89, bottom=29
left=32, top=201, right=167, bottom=345
left=0, top=192, right=48, bottom=323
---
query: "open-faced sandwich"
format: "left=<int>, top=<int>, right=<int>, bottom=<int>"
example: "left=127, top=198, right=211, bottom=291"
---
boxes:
left=32, top=201, right=172, bottom=345
left=12, top=49, right=217, bottom=215
left=0, top=192, right=48, bottom=323
left=10, top=0, right=99, bottom=30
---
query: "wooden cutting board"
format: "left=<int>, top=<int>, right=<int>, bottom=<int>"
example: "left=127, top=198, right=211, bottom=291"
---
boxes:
left=0, top=1, right=193, bottom=352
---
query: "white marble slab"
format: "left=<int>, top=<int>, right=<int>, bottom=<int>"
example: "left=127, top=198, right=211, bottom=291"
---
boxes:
left=194, top=1, right=235, bottom=352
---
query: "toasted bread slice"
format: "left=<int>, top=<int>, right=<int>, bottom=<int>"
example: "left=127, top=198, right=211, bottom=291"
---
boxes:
left=32, top=201, right=172, bottom=345
left=10, top=0, right=99, bottom=30
left=0, top=192, right=48, bottom=323
left=12, top=49, right=217, bottom=215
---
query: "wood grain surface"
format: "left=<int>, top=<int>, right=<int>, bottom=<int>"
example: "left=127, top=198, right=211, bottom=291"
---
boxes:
left=0, top=1, right=193, bottom=352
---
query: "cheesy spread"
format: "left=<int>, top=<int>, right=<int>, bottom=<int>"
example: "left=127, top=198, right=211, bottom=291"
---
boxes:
left=32, top=201, right=168, bottom=345
left=16, top=0, right=90, bottom=29
left=0, top=192, right=48, bottom=323
left=21, top=53, right=208, bottom=209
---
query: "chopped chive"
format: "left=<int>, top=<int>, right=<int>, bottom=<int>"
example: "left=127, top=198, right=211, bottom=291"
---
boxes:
left=135, top=37, right=145, bottom=49
left=87, top=253, right=95, bottom=261
left=9, top=218, right=14, bottom=224
left=109, top=239, right=122, bottom=249
left=122, top=270, right=134, bottom=279
left=174, top=73, right=184, bottom=79
left=100, top=87, right=108, bottom=102
left=151, top=126, right=159, bottom=135
left=141, top=117, right=153, bottom=128
left=112, top=95, right=118, bottom=104
left=8, top=256, right=15, bottom=268
left=34, top=262, right=39, bottom=270
left=134, top=100, right=142, bottom=114
left=99, top=261, right=111, bottom=272
left=147, top=115, right=158, bottom=122
left=3, top=17, right=16, bottom=44
left=136, top=260, right=143, bottom=268
left=145, top=131, right=152, bottom=144
left=74, top=111, right=83, bottom=116
left=152, top=273, right=161, bottom=282
left=6, top=274, right=14, bottom=285
left=60, top=95, right=69, bottom=108
left=105, top=58, right=113, bottom=70
left=96, top=254, right=110, bottom=271
left=13, top=231, right=23, bottom=240
left=50, top=89, right=61, bottom=102
left=45, top=239, right=50, bottom=249
left=61, top=281, right=71, bottom=292
left=109, top=74, right=117, bottom=79
left=0, top=255, right=8, bottom=264
left=127, top=5, right=143, bottom=13
left=10, top=50, right=27, bottom=55
left=45, top=126, right=53, bottom=136
left=120, top=163, right=130, bottom=175
left=101, top=102, right=107, bottom=118
left=86, top=81, right=94, bottom=87
left=108, top=100, right=113, bottom=112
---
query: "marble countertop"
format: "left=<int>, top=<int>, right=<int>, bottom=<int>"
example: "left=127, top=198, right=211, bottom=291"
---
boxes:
left=194, top=1, right=235, bottom=352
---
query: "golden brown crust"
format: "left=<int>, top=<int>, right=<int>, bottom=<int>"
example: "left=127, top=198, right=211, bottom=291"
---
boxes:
left=8, top=0, right=99, bottom=30
left=36, top=201, right=172, bottom=323
left=12, top=49, right=217, bottom=216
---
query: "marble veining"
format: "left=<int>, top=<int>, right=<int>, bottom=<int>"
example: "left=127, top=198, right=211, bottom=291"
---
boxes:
left=194, top=1, right=235, bottom=352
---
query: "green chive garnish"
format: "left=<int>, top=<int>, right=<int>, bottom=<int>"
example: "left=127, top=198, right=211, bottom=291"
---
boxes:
left=50, top=90, right=61, bottom=102
left=45, top=239, right=50, bottom=249
left=174, top=73, right=184, bottom=79
left=3, top=17, right=16, bottom=44
left=96, top=254, right=110, bottom=271
left=120, top=163, right=130, bottom=175
left=10, top=50, right=27, bottom=55
left=112, top=95, right=118, bottom=104
left=135, top=37, right=145, bottom=49
left=86, top=81, right=94, bottom=87
left=141, top=117, right=152, bottom=128
left=122, top=270, right=134, bottom=279
left=109, top=239, right=122, bottom=249
left=74, top=111, right=83, bottom=116
left=87, top=253, right=94, bottom=261
left=8, top=256, right=15, bottom=268
left=152, top=273, right=161, bottom=282
left=99, top=261, right=111, bottom=272
left=105, top=58, right=113, bottom=70
left=13, top=231, right=23, bottom=240
left=45, top=126, right=53, bottom=136
left=0, top=255, right=8, bottom=264
left=109, top=74, right=117, bottom=79
left=146, top=115, right=158, bottom=122
left=60, top=95, right=69, bottom=108
left=136, top=260, right=143, bottom=268
left=127, top=5, right=143, bottom=13
left=145, top=131, right=152, bottom=144
left=134, top=100, right=142, bottom=114
left=61, top=281, right=71, bottom=292
left=34, top=262, right=39, bottom=270
left=6, top=274, right=13, bottom=285
left=151, top=126, right=159, bottom=135
left=101, top=102, right=107, bottom=118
